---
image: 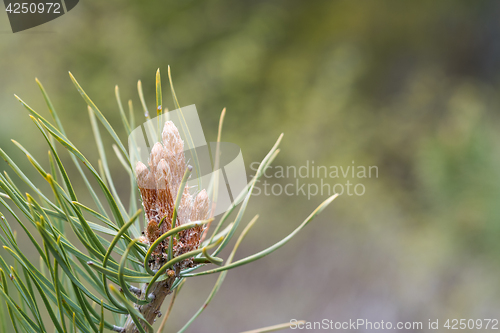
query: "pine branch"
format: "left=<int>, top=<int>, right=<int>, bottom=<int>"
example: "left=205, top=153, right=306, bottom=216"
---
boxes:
left=0, top=69, right=338, bottom=333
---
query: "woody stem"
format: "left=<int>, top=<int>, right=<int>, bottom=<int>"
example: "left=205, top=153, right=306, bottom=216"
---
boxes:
left=122, top=276, right=176, bottom=333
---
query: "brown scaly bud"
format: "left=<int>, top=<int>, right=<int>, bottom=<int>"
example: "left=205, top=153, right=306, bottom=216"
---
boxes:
left=181, top=189, right=209, bottom=251
left=162, top=121, right=186, bottom=198
left=177, top=190, right=193, bottom=226
left=162, top=121, right=184, bottom=155
left=148, top=142, right=165, bottom=178
left=191, top=189, right=209, bottom=222
left=155, top=159, right=175, bottom=234
left=136, top=121, right=209, bottom=271
left=146, top=219, right=160, bottom=244
left=136, top=161, right=157, bottom=222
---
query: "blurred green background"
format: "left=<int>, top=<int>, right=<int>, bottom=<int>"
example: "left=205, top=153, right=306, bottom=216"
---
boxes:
left=2, top=0, right=500, bottom=331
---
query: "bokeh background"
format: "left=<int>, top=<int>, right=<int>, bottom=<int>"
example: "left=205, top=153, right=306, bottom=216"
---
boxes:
left=2, top=1, right=500, bottom=332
